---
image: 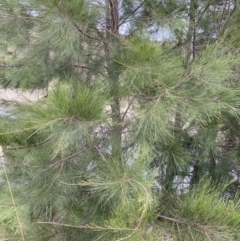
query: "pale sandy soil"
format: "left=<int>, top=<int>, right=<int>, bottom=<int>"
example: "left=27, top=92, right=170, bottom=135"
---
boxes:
left=0, top=89, right=45, bottom=102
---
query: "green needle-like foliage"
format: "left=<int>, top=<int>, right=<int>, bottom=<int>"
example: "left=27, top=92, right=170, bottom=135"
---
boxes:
left=0, top=0, right=240, bottom=241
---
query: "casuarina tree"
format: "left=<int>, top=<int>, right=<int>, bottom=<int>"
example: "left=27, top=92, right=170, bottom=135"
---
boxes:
left=0, top=0, right=240, bottom=240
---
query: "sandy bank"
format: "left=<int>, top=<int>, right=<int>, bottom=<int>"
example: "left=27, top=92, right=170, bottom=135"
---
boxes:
left=0, top=89, right=45, bottom=102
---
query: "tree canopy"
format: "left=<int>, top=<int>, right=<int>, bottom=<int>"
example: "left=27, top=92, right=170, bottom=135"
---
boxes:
left=1, top=0, right=240, bottom=240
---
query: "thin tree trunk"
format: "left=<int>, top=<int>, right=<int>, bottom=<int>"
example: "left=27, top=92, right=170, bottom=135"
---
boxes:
left=170, top=0, right=197, bottom=188
left=105, top=0, right=122, bottom=162
left=185, top=0, right=197, bottom=65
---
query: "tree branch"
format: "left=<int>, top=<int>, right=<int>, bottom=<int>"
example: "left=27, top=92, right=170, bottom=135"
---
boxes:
left=39, top=148, right=93, bottom=173
left=121, top=97, right=135, bottom=121
left=73, top=64, right=92, bottom=70
left=72, top=22, right=102, bottom=43
left=158, top=215, right=223, bottom=237
left=119, top=1, right=145, bottom=28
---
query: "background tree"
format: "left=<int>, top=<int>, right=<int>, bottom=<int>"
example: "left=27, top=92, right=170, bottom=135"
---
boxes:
left=0, top=0, right=240, bottom=240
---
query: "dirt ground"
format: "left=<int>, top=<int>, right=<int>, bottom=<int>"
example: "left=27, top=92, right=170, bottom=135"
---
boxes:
left=0, top=89, right=45, bottom=102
